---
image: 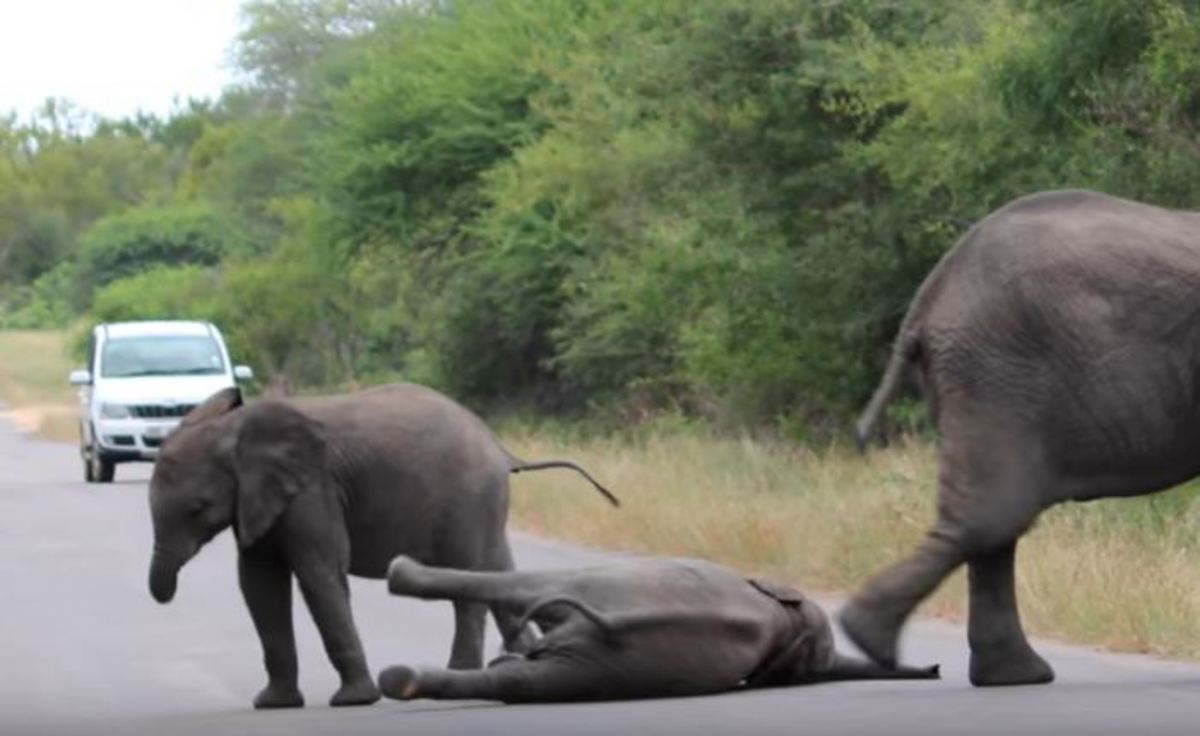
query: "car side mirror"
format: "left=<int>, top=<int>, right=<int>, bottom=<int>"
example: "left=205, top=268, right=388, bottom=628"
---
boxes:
left=68, top=369, right=92, bottom=386
left=233, top=365, right=254, bottom=382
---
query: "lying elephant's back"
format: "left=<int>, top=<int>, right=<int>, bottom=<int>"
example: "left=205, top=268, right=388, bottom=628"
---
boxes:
left=289, top=383, right=514, bottom=577
left=541, top=558, right=787, bottom=697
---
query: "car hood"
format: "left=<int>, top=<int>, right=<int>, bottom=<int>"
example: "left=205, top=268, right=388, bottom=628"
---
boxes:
left=93, top=375, right=234, bottom=406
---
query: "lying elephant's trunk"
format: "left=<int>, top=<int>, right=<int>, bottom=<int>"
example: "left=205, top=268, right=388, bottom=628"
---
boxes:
left=823, top=652, right=940, bottom=681
left=148, top=547, right=184, bottom=604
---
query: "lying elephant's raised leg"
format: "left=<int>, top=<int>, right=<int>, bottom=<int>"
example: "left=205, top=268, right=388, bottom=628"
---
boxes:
left=967, top=542, right=1053, bottom=686
left=492, top=602, right=539, bottom=654
left=387, top=556, right=562, bottom=608
left=379, top=659, right=598, bottom=703
left=447, top=600, right=488, bottom=669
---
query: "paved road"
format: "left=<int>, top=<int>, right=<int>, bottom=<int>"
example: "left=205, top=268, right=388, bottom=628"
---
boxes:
left=2, top=418, right=1200, bottom=736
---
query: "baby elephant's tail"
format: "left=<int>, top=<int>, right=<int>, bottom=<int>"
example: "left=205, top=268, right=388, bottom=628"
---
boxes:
left=824, top=652, right=940, bottom=681
left=509, top=458, right=620, bottom=507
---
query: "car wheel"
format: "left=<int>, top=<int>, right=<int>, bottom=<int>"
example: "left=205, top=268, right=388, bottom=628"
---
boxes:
left=80, top=423, right=94, bottom=483
left=96, top=455, right=115, bottom=483
left=87, top=443, right=115, bottom=484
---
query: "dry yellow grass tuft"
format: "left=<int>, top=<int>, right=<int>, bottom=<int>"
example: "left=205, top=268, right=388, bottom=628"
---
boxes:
left=506, top=429, right=1200, bottom=660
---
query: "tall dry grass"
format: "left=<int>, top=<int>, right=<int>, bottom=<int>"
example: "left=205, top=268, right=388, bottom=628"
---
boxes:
left=505, top=428, right=1200, bottom=660
left=0, top=330, right=79, bottom=441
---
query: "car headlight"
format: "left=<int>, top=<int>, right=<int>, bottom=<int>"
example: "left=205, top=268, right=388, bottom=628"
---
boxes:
left=100, top=402, right=131, bottom=419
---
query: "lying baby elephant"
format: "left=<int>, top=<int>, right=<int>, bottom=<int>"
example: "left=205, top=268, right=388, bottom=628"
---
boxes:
left=379, top=556, right=939, bottom=702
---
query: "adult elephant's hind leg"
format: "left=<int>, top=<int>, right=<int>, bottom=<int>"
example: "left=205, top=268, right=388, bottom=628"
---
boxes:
left=968, top=542, right=1054, bottom=686
left=839, top=523, right=964, bottom=668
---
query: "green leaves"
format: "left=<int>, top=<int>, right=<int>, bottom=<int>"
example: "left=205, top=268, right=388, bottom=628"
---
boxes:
left=73, top=205, right=248, bottom=307
left=9, top=0, right=1200, bottom=436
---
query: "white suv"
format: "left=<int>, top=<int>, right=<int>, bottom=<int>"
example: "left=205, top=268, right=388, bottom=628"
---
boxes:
left=68, top=320, right=253, bottom=483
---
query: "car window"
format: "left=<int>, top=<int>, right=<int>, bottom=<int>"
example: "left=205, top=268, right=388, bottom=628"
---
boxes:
left=99, top=336, right=226, bottom=378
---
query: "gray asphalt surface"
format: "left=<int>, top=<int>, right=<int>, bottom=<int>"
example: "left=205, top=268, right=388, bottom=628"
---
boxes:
left=2, top=417, right=1200, bottom=736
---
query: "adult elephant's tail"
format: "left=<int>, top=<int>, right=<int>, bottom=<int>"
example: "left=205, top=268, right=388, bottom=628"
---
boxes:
left=857, top=219, right=980, bottom=451
left=855, top=332, right=920, bottom=452
left=509, top=457, right=620, bottom=507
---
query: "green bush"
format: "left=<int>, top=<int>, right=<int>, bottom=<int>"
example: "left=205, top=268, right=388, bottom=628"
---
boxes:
left=73, top=205, right=250, bottom=308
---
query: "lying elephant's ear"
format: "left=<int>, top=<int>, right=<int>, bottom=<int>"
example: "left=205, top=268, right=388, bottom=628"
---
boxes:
left=233, top=401, right=326, bottom=548
left=181, top=387, right=243, bottom=428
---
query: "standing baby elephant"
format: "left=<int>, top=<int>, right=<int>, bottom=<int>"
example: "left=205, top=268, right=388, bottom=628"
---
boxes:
left=147, top=383, right=617, bottom=709
left=843, top=189, right=1200, bottom=686
left=378, top=556, right=939, bottom=702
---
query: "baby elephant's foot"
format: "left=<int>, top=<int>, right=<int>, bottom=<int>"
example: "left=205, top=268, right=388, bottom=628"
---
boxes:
left=330, top=676, right=381, bottom=706
left=970, top=645, right=1055, bottom=687
left=253, top=682, right=305, bottom=709
left=379, top=665, right=421, bottom=701
left=387, top=556, right=429, bottom=597
left=838, top=599, right=901, bottom=669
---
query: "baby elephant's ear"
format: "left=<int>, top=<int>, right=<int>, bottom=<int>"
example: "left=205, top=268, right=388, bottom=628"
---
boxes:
left=234, top=401, right=326, bottom=547
left=747, top=578, right=806, bottom=605
left=181, top=387, right=243, bottom=428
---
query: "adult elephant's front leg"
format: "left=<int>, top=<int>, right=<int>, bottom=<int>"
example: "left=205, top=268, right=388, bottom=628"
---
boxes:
left=238, top=550, right=304, bottom=709
left=293, top=563, right=381, bottom=706
left=967, top=542, right=1054, bottom=686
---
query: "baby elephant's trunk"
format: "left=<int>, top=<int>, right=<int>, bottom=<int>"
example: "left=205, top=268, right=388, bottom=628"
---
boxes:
left=824, top=653, right=940, bottom=681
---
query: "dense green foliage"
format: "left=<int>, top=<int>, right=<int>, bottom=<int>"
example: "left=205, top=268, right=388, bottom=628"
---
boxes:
left=4, top=0, right=1200, bottom=436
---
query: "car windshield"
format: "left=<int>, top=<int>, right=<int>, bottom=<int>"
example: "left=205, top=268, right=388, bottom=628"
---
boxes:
left=100, top=335, right=226, bottom=378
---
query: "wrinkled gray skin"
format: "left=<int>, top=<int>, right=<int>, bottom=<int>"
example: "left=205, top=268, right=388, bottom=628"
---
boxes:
left=843, top=190, right=1200, bottom=687
left=147, top=383, right=617, bottom=709
left=378, top=555, right=939, bottom=703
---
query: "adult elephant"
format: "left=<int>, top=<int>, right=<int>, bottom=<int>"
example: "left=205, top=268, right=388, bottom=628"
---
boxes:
left=147, top=383, right=618, bottom=709
left=842, top=189, right=1200, bottom=687
left=378, top=555, right=939, bottom=702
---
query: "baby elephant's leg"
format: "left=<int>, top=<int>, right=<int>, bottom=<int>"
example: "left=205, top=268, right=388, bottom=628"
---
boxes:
left=387, top=556, right=563, bottom=610
left=379, top=658, right=599, bottom=703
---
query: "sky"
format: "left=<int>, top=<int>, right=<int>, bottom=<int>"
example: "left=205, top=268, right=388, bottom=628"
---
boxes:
left=0, top=0, right=246, bottom=121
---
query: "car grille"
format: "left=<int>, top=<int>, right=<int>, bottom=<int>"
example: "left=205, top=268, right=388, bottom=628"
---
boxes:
left=130, top=404, right=197, bottom=418
left=143, top=436, right=164, bottom=448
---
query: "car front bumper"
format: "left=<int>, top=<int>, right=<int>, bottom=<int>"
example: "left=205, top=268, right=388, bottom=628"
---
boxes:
left=93, top=417, right=181, bottom=460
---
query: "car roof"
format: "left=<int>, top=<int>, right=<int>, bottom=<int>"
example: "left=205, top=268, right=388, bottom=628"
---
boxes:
left=100, top=321, right=215, bottom=339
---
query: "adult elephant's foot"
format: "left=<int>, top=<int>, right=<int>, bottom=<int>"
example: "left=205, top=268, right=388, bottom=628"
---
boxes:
left=838, top=599, right=901, bottom=669
left=253, top=682, right=305, bottom=709
left=379, top=665, right=421, bottom=701
left=330, top=676, right=382, bottom=706
left=970, top=644, right=1055, bottom=687
left=387, top=556, right=429, bottom=597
